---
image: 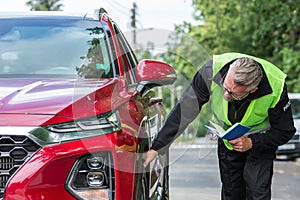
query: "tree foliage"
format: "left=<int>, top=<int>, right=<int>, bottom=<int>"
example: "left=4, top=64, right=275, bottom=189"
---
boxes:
left=156, top=0, right=300, bottom=136
left=179, top=0, right=300, bottom=92
left=26, top=0, right=63, bottom=11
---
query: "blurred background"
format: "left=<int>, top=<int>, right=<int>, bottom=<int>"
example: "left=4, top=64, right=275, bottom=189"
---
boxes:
left=1, top=0, right=300, bottom=139
left=0, top=0, right=195, bottom=31
left=1, top=2, right=300, bottom=199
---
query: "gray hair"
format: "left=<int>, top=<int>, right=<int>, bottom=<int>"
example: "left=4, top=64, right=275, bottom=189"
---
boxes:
left=229, top=57, right=263, bottom=92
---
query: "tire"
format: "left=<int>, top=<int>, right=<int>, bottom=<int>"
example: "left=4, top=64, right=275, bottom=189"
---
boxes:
left=135, top=153, right=149, bottom=200
left=161, top=151, right=170, bottom=200
left=135, top=167, right=149, bottom=200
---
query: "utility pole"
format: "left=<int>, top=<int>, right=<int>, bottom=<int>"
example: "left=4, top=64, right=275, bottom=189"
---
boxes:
left=130, top=2, right=137, bottom=49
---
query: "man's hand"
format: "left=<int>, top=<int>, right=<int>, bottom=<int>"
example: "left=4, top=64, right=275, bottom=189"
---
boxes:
left=229, top=136, right=253, bottom=152
left=143, top=149, right=158, bottom=167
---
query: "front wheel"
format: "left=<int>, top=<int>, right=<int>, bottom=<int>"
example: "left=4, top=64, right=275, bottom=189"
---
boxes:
left=135, top=154, right=149, bottom=200
left=160, top=150, right=170, bottom=200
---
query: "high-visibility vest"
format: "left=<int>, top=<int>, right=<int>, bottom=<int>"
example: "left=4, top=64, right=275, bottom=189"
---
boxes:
left=210, top=53, right=286, bottom=149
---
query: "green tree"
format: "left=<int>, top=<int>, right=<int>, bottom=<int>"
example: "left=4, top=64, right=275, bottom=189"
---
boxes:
left=26, top=0, right=63, bottom=11
left=157, top=0, right=300, bottom=136
left=156, top=31, right=212, bottom=137
left=135, top=41, right=155, bottom=61
left=187, top=0, right=300, bottom=92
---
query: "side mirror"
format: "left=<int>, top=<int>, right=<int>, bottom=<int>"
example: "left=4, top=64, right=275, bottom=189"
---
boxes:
left=136, top=59, right=177, bottom=89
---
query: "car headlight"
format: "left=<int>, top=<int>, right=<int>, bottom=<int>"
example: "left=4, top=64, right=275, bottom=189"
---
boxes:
left=29, top=111, right=120, bottom=146
left=65, top=151, right=115, bottom=200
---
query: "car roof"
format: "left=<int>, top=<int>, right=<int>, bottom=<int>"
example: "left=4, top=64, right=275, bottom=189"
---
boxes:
left=0, top=11, right=96, bottom=21
left=289, top=93, right=300, bottom=99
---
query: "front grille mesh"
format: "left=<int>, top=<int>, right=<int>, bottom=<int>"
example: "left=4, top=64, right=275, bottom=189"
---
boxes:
left=0, top=135, right=41, bottom=198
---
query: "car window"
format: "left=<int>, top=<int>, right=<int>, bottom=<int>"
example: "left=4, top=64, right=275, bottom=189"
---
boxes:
left=113, top=24, right=138, bottom=84
left=0, top=19, right=114, bottom=79
left=291, top=99, right=300, bottom=119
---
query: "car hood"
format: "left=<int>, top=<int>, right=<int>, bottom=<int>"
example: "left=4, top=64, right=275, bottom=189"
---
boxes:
left=0, top=78, right=122, bottom=126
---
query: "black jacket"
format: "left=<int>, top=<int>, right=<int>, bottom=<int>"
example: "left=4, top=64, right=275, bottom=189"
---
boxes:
left=151, top=59, right=296, bottom=158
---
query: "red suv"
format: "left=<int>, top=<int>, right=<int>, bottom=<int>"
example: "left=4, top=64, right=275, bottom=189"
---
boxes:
left=0, top=9, right=176, bottom=200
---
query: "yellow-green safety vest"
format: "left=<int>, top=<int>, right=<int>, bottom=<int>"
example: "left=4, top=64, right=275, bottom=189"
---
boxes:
left=210, top=53, right=286, bottom=150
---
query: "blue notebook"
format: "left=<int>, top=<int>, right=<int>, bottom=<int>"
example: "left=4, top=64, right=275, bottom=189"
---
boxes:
left=205, top=121, right=251, bottom=141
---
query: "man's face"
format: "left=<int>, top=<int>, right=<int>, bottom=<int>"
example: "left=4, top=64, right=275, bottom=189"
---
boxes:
left=221, top=70, right=250, bottom=101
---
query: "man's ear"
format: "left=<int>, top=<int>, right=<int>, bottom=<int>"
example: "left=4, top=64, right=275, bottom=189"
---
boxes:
left=250, top=87, right=258, bottom=93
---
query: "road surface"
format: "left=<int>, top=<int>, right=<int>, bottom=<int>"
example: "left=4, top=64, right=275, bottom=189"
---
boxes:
left=169, top=138, right=300, bottom=200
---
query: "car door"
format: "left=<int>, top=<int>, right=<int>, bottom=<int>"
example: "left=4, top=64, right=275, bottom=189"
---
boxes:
left=113, top=24, right=170, bottom=199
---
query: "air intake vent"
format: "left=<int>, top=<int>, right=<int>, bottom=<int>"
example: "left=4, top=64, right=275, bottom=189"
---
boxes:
left=0, top=135, right=41, bottom=198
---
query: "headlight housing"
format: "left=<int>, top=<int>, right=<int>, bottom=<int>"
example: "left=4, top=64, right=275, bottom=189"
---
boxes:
left=29, top=111, right=120, bottom=146
left=65, top=151, right=115, bottom=200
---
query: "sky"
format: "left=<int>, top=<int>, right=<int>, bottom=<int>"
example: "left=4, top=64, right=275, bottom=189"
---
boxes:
left=0, top=0, right=195, bottom=32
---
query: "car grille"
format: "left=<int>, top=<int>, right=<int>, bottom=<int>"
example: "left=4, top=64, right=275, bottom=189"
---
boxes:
left=0, top=135, right=41, bottom=198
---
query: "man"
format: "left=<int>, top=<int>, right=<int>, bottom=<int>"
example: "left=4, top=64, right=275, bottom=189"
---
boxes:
left=143, top=52, right=296, bottom=200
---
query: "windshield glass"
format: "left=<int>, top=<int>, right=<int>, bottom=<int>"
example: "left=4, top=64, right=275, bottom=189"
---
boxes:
left=0, top=18, right=114, bottom=78
left=291, top=99, right=300, bottom=119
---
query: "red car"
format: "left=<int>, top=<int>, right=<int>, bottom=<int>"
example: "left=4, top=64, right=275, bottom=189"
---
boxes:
left=0, top=9, right=176, bottom=200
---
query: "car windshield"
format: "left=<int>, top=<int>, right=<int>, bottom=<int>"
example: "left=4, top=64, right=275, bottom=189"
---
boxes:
left=291, top=99, right=300, bottom=119
left=0, top=18, right=114, bottom=79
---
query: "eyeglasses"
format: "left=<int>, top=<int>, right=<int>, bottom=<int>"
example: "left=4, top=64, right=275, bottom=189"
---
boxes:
left=219, top=77, right=250, bottom=101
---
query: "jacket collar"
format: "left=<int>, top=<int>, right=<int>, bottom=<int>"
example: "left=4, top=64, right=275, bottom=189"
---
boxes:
left=212, top=60, right=272, bottom=101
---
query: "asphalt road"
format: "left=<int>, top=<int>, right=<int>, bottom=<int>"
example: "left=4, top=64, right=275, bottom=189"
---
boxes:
left=168, top=138, right=300, bottom=200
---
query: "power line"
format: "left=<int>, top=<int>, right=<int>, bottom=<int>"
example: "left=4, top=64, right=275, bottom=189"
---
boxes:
left=110, top=0, right=130, bottom=10
left=107, top=0, right=130, bottom=15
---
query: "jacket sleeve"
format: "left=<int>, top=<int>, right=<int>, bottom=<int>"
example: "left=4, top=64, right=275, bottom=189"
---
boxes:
left=249, top=84, right=296, bottom=155
left=151, top=61, right=212, bottom=154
